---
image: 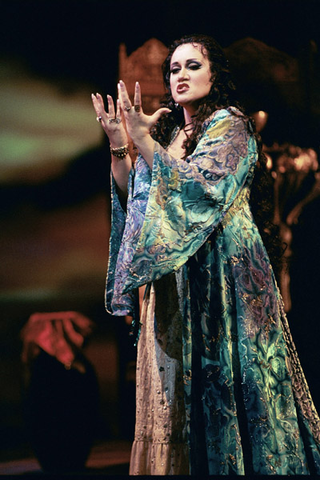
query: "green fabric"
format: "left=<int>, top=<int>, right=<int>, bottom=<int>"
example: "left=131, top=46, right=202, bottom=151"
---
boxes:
left=106, top=108, right=320, bottom=474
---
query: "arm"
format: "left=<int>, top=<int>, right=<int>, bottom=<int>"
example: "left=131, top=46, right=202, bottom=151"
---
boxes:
left=91, top=92, right=131, bottom=198
left=117, top=80, right=170, bottom=168
left=92, top=81, right=170, bottom=195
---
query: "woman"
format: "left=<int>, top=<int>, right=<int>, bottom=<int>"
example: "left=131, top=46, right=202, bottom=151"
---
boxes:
left=92, top=35, right=320, bottom=475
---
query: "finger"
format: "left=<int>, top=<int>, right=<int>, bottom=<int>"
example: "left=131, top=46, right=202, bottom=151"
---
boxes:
left=91, top=93, right=101, bottom=116
left=95, top=92, right=106, bottom=110
left=92, top=93, right=109, bottom=125
left=92, top=92, right=106, bottom=114
left=107, top=94, right=115, bottom=118
left=150, top=107, right=172, bottom=125
left=116, top=98, right=121, bottom=118
left=91, top=93, right=106, bottom=121
left=118, top=80, right=132, bottom=112
left=134, top=81, right=141, bottom=112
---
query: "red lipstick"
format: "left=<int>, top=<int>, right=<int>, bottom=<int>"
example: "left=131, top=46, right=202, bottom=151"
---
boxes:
left=177, top=83, right=189, bottom=93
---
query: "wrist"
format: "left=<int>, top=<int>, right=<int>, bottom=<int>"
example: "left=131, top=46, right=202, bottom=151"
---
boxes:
left=110, top=143, right=129, bottom=159
left=109, top=132, right=129, bottom=149
left=132, top=133, right=152, bottom=150
left=110, top=139, right=128, bottom=149
left=134, top=135, right=155, bottom=168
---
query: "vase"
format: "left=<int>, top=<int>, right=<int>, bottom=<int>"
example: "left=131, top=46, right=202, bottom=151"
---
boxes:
left=23, top=350, right=99, bottom=473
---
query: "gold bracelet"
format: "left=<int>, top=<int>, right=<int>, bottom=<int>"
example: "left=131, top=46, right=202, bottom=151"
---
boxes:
left=110, top=143, right=129, bottom=159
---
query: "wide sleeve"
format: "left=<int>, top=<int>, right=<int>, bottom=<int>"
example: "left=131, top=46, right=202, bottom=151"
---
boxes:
left=122, top=108, right=258, bottom=293
left=105, top=156, right=152, bottom=315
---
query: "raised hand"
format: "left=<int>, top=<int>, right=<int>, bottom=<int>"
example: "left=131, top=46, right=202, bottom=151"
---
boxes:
left=117, top=80, right=171, bottom=145
left=92, top=81, right=171, bottom=168
left=91, top=92, right=128, bottom=148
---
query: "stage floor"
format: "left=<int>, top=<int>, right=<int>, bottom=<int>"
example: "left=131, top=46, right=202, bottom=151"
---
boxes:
left=0, top=440, right=131, bottom=475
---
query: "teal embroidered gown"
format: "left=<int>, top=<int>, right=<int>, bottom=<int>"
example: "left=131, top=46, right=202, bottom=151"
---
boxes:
left=106, top=107, right=320, bottom=475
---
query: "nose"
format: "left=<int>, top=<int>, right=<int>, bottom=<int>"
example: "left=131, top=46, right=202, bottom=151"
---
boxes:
left=178, top=67, right=189, bottom=81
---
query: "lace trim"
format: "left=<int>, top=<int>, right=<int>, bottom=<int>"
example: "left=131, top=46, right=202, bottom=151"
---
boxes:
left=280, top=298, right=320, bottom=443
left=129, top=439, right=189, bottom=475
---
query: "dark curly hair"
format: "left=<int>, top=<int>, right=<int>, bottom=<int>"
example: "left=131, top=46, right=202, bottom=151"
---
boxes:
left=152, top=34, right=283, bottom=275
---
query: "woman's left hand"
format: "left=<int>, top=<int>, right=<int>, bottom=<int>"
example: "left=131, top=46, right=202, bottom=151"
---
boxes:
left=118, top=80, right=171, bottom=146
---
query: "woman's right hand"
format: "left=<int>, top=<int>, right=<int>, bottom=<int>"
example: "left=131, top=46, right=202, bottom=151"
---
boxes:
left=91, top=93, right=128, bottom=148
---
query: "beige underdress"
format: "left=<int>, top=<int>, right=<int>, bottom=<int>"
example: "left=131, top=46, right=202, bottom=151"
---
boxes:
left=129, top=281, right=190, bottom=475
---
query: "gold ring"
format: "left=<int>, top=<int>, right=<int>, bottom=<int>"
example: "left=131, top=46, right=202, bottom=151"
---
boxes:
left=134, top=105, right=141, bottom=112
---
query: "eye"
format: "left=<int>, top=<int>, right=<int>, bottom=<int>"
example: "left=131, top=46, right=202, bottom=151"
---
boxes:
left=188, top=63, right=201, bottom=70
left=170, top=67, right=180, bottom=75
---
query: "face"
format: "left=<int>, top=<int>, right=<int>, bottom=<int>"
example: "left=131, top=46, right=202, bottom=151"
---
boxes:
left=170, top=43, right=213, bottom=113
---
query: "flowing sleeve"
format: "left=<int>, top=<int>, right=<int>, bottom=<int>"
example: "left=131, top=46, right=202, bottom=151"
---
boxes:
left=105, top=156, right=152, bottom=315
left=122, top=108, right=258, bottom=293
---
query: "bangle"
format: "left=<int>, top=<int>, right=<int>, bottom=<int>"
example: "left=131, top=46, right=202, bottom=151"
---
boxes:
left=110, top=143, right=129, bottom=159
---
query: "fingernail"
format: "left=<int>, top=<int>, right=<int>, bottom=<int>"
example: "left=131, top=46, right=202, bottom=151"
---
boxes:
left=136, top=81, right=139, bottom=86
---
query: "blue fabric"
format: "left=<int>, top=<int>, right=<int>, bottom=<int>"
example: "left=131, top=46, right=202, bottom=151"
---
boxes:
left=106, top=108, right=320, bottom=475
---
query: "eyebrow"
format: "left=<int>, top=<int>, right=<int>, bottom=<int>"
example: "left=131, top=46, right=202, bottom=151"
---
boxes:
left=170, top=58, right=202, bottom=67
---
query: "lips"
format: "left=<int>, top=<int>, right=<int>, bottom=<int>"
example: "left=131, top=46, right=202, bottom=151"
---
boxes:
left=177, top=83, right=189, bottom=93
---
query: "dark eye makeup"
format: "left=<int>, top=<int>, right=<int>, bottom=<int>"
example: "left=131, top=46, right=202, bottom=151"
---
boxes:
left=170, top=61, right=202, bottom=74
